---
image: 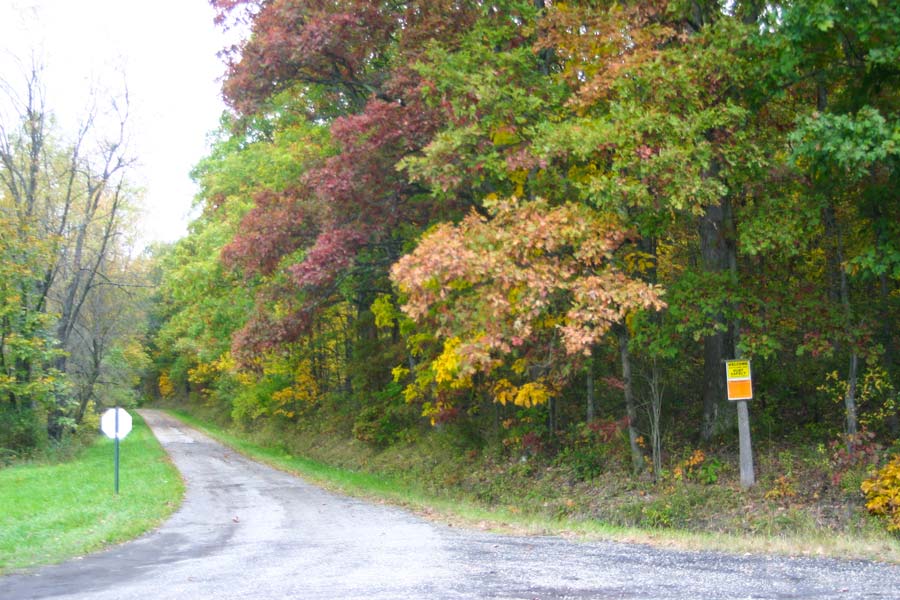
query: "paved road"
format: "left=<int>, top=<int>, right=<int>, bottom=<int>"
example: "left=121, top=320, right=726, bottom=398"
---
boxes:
left=2, top=409, right=899, bottom=599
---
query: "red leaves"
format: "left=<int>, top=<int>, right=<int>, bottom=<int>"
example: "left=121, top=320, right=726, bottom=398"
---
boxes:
left=232, top=308, right=312, bottom=366
left=288, top=227, right=367, bottom=288
left=222, top=188, right=317, bottom=278
left=601, top=376, right=626, bottom=391
left=587, top=416, right=630, bottom=443
left=635, top=145, right=656, bottom=160
left=310, top=98, right=439, bottom=223
left=219, top=0, right=396, bottom=115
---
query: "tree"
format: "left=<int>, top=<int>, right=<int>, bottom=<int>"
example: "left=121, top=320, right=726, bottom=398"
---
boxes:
left=0, top=61, right=141, bottom=442
left=392, top=197, right=664, bottom=469
left=147, top=0, right=899, bottom=493
left=779, top=0, right=900, bottom=440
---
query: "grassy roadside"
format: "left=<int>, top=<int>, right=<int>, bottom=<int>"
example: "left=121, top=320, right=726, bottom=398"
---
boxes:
left=169, top=409, right=900, bottom=564
left=0, top=412, right=184, bottom=574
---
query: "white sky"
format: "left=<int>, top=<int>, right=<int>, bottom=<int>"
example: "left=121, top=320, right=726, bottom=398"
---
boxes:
left=0, top=0, right=235, bottom=246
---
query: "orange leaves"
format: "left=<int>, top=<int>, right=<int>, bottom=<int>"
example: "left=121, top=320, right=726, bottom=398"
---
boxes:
left=539, top=1, right=681, bottom=109
left=392, top=197, right=665, bottom=398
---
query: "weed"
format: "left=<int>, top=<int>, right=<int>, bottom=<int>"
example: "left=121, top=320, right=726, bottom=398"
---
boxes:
left=765, top=475, right=797, bottom=502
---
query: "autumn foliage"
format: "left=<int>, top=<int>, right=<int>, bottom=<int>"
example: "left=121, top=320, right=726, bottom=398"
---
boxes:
left=392, top=198, right=664, bottom=388
left=148, top=0, right=899, bottom=528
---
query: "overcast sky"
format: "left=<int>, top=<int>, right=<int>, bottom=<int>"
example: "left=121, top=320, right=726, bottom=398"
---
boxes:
left=0, top=0, right=235, bottom=246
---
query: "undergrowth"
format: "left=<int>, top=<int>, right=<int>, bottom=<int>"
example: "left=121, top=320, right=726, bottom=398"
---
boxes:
left=165, top=402, right=900, bottom=563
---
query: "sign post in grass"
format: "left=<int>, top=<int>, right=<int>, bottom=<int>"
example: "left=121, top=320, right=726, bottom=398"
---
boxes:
left=725, top=359, right=755, bottom=489
left=100, top=408, right=133, bottom=494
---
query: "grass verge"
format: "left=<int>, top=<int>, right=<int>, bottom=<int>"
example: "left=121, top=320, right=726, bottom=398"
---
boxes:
left=0, top=412, right=184, bottom=574
left=168, top=410, right=900, bottom=564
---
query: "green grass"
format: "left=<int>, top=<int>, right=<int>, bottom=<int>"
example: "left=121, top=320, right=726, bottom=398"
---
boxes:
left=169, top=409, right=900, bottom=564
left=0, top=412, right=184, bottom=573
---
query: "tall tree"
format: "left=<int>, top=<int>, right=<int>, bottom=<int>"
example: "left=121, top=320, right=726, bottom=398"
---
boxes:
left=0, top=62, right=140, bottom=440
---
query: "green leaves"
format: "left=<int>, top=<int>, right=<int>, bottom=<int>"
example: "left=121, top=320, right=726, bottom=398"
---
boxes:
left=791, top=107, right=899, bottom=180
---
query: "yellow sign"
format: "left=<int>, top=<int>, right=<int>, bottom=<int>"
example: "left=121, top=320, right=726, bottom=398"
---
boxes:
left=725, top=360, right=752, bottom=401
left=726, top=360, right=751, bottom=379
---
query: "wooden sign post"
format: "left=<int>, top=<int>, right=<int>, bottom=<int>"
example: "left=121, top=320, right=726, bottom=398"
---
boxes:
left=725, top=360, right=755, bottom=488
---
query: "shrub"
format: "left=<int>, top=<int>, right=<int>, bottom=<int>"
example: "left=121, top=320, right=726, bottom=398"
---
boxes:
left=0, top=405, right=47, bottom=456
left=352, top=383, right=418, bottom=447
left=861, top=454, right=900, bottom=532
left=555, top=419, right=628, bottom=481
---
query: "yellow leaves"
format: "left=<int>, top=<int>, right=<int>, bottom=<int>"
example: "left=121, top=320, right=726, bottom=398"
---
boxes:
left=188, top=362, right=217, bottom=386
left=862, top=454, right=900, bottom=531
left=272, top=359, right=320, bottom=414
left=188, top=352, right=240, bottom=387
left=686, top=449, right=706, bottom=468
left=421, top=400, right=452, bottom=427
left=403, top=381, right=424, bottom=404
left=371, top=294, right=397, bottom=329
left=509, top=169, right=528, bottom=197
left=402, top=365, right=437, bottom=404
left=566, top=163, right=599, bottom=185
left=270, top=386, right=308, bottom=418
left=515, top=381, right=552, bottom=408
left=158, top=372, right=175, bottom=399
left=215, top=353, right=237, bottom=373
left=764, top=476, right=797, bottom=501
left=492, top=378, right=553, bottom=408
left=623, top=251, right=656, bottom=276
left=433, top=337, right=462, bottom=384
left=672, top=449, right=707, bottom=482
left=507, top=286, right=525, bottom=307
left=491, top=124, right=522, bottom=147
left=493, top=379, right=517, bottom=406
left=391, top=365, right=410, bottom=382
left=236, top=370, right=257, bottom=387
left=392, top=195, right=667, bottom=410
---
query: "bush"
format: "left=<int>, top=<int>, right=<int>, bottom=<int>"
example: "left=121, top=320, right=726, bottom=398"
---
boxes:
left=555, top=419, right=629, bottom=481
left=0, top=405, right=47, bottom=457
left=861, top=454, right=900, bottom=532
left=352, top=383, right=418, bottom=447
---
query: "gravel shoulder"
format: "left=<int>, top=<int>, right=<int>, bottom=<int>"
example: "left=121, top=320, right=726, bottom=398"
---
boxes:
left=2, top=409, right=898, bottom=600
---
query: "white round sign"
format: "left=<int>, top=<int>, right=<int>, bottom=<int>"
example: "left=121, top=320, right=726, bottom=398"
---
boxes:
left=100, top=408, right=133, bottom=440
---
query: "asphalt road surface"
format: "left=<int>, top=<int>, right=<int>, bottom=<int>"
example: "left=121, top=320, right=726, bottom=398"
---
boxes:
left=3, top=409, right=899, bottom=600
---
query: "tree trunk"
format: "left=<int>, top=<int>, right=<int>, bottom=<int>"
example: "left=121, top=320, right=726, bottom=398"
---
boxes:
left=647, top=360, right=664, bottom=479
left=586, top=358, right=595, bottom=423
left=618, top=327, right=644, bottom=474
left=881, top=272, right=899, bottom=436
left=828, top=200, right=860, bottom=443
left=845, top=351, right=859, bottom=440
left=547, top=396, right=558, bottom=439
left=699, top=199, right=733, bottom=441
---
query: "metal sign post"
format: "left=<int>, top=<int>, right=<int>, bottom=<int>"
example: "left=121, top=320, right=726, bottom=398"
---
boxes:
left=114, top=409, right=120, bottom=494
left=100, top=408, right=133, bottom=494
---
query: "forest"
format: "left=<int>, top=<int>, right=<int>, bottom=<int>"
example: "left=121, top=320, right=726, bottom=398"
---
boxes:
left=3, top=0, right=900, bottom=535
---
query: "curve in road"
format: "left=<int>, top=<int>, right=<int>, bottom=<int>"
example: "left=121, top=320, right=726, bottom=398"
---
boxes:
left=2, top=409, right=898, bottom=599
